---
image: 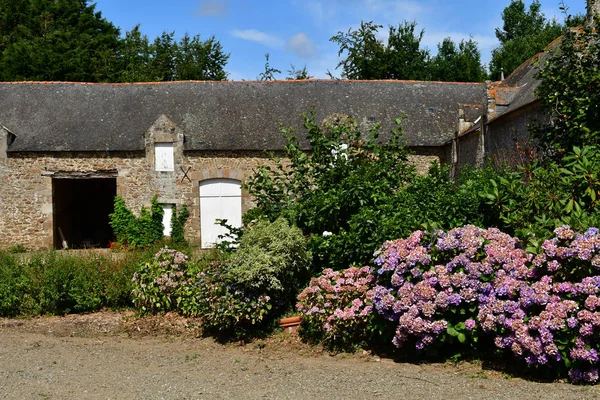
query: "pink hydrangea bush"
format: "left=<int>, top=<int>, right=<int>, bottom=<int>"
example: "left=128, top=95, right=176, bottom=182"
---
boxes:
left=132, top=247, right=192, bottom=314
left=296, top=266, right=376, bottom=350
left=371, top=225, right=600, bottom=383
left=371, top=226, right=528, bottom=352
left=481, top=226, right=600, bottom=383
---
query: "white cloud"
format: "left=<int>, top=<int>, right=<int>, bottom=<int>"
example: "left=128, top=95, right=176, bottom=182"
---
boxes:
left=230, top=29, right=284, bottom=49
left=197, top=0, right=228, bottom=16
left=287, top=33, right=318, bottom=59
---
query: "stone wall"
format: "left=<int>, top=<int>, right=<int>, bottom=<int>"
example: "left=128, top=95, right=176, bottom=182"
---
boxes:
left=0, top=149, right=277, bottom=250
left=1, top=136, right=446, bottom=250
left=455, top=130, right=482, bottom=171
left=409, top=147, right=449, bottom=174
left=485, top=104, right=548, bottom=166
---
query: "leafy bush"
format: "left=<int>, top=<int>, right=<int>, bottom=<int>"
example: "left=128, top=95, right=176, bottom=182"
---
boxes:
left=369, top=225, right=600, bottom=383
left=191, top=261, right=273, bottom=336
left=534, top=22, right=600, bottom=157
left=131, top=247, right=195, bottom=314
left=245, top=111, right=491, bottom=271
left=225, top=217, right=311, bottom=304
left=170, top=204, right=190, bottom=244
left=109, top=195, right=165, bottom=247
left=296, top=266, right=379, bottom=351
left=0, top=250, right=146, bottom=316
left=482, top=146, right=600, bottom=243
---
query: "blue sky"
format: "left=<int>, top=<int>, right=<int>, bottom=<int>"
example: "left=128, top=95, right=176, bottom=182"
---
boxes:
left=93, top=0, right=587, bottom=80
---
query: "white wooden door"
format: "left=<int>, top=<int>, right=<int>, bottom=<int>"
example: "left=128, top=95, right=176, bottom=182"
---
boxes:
left=162, top=204, right=173, bottom=237
left=200, top=179, right=242, bottom=248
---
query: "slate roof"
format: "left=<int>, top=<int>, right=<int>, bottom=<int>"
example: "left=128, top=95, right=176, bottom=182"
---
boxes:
left=488, top=36, right=563, bottom=123
left=0, top=80, right=487, bottom=152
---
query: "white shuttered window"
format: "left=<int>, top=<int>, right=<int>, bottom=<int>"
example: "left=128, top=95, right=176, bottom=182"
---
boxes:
left=200, top=179, right=242, bottom=248
left=155, top=143, right=174, bottom=171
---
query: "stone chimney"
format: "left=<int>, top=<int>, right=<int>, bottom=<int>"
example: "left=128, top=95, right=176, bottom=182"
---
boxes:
left=589, top=0, right=600, bottom=23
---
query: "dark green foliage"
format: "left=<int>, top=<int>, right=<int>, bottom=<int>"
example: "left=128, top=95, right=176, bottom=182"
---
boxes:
left=190, top=260, right=275, bottom=338
left=170, top=204, right=190, bottom=244
left=330, top=20, right=487, bottom=82
left=244, top=111, right=491, bottom=271
left=428, top=38, right=487, bottom=82
left=331, top=21, right=429, bottom=80
left=533, top=22, right=600, bottom=157
left=0, top=249, right=149, bottom=317
left=0, top=0, right=230, bottom=82
left=480, top=146, right=600, bottom=244
left=109, top=195, right=164, bottom=247
left=489, top=0, right=564, bottom=80
left=0, top=0, right=122, bottom=82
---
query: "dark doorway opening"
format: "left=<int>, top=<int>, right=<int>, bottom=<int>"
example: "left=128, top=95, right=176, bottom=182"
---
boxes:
left=52, top=178, right=116, bottom=249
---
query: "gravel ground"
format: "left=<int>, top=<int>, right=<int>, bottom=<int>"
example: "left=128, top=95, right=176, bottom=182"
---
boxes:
left=0, top=312, right=599, bottom=400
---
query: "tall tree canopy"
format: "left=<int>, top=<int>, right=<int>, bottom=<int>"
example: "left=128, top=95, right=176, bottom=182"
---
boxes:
left=0, top=0, right=122, bottom=81
left=330, top=21, right=429, bottom=80
left=330, top=21, right=486, bottom=82
left=489, top=0, right=563, bottom=80
left=0, top=0, right=229, bottom=82
left=428, top=38, right=487, bottom=82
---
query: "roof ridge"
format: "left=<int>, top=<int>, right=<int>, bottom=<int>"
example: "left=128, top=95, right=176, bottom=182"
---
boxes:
left=0, top=79, right=485, bottom=86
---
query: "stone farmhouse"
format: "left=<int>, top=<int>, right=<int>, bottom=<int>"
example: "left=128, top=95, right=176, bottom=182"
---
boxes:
left=8, top=0, right=600, bottom=252
left=0, top=70, right=543, bottom=251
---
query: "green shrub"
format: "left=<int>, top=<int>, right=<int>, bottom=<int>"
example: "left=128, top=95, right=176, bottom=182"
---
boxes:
left=0, top=250, right=149, bottom=317
left=131, top=247, right=197, bottom=314
left=109, top=195, right=164, bottom=247
left=0, top=252, right=30, bottom=317
left=170, top=204, right=190, bottom=244
left=244, top=111, right=492, bottom=271
left=481, top=145, right=600, bottom=244
left=225, top=217, right=311, bottom=305
left=191, top=261, right=274, bottom=337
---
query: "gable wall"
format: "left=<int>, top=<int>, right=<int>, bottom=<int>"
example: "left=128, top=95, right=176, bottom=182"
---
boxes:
left=485, top=104, right=548, bottom=166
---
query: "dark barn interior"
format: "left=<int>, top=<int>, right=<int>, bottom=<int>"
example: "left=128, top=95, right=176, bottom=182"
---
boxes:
left=52, top=178, right=116, bottom=249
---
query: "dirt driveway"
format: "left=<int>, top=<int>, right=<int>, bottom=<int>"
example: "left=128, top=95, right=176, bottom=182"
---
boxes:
left=0, top=312, right=599, bottom=400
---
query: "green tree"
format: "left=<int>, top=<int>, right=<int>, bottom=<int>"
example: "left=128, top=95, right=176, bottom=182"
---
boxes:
left=330, top=21, right=429, bottom=80
left=174, top=33, right=229, bottom=81
left=149, top=31, right=177, bottom=81
left=489, top=0, right=563, bottom=80
left=533, top=22, right=600, bottom=157
left=0, top=1, right=230, bottom=82
left=118, top=25, right=153, bottom=82
left=428, top=37, right=487, bottom=82
left=0, top=0, right=122, bottom=82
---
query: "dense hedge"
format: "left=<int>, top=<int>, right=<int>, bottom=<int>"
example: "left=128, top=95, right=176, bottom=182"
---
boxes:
left=0, top=250, right=150, bottom=316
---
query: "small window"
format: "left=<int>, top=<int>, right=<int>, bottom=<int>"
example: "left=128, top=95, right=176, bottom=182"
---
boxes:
left=162, top=204, right=173, bottom=237
left=155, top=143, right=174, bottom=171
